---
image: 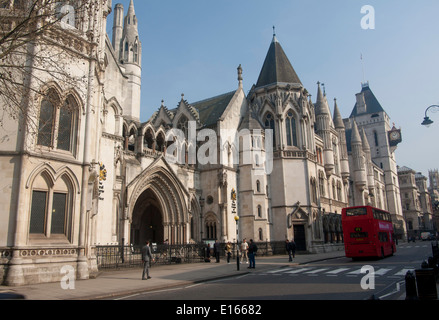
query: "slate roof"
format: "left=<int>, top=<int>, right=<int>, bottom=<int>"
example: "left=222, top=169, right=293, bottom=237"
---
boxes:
left=350, top=84, right=385, bottom=117
left=256, top=37, right=302, bottom=88
left=191, top=91, right=236, bottom=127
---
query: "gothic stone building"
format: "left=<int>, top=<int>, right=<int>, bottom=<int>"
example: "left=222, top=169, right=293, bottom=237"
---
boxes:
left=0, top=0, right=404, bottom=286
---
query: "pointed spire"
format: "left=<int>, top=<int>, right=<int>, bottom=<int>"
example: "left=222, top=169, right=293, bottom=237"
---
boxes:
left=128, top=0, right=135, bottom=15
left=315, top=82, right=330, bottom=115
left=351, top=120, right=362, bottom=144
left=124, top=0, right=138, bottom=36
left=256, top=33, right=302, bottom=88
left=360, top=128, right=370, bottom=151
left=333, top=98, right=345, bottom=129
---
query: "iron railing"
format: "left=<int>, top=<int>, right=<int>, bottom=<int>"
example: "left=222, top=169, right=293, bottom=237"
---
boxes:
left=96, top=243, right=206, bottom=269
left=95, top=241, right=292, bottom=270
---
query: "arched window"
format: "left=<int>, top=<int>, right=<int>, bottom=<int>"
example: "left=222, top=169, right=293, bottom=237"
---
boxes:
left=177, top=115, right=189, bottom=138
left=124, top=126, right=137, bottom=152
left=57, top=96, right=78, bottom=152
left=144, top=128, right=155, bottom=150
left=155, top=132, right=165, bottom=152
left=311, top=178, right=317, bottom=204
left=37, top=91, right=78, bottom=154
left=318, top=171, right=325, bottom=197
left=257, top=205, right=262, bottom=218
left=205, top=214, right=218, bottom=240
left=134, top=42, right=139, bottom=63
left=37, top=95, right=57, bottom=147
left=264, top=113, right=276, bottom=149
left=29, top=173, right=74, bottom=240
left=258, top=228, right=263, bottom=241
left=285, top=111, right=297, bottom=147
left=256, top=180, right=261, bottom=192
left=337, top=181, right=342, bottom=201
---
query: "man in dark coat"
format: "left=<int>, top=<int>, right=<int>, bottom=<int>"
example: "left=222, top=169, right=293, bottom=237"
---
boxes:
left=213, top=240, right=220, bottom=263
left=141, top=241, right=153, bottom=280
left=247, top=239, right=257, bottom=269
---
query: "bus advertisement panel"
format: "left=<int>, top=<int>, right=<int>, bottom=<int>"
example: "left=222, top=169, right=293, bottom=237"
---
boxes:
left=342, top=206, right=396, bottom=259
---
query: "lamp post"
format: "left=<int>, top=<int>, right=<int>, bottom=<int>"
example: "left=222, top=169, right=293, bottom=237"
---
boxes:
left=235, top=215, right=240, bottom=271
left=422, top=105, right=439, bottom=127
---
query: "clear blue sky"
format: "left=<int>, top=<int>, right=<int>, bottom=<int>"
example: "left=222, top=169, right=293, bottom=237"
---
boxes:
left=107, top=0, right=439, bottom=177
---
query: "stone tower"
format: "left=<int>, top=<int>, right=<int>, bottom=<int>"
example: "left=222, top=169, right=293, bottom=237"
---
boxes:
left=112, top=0, right=142, bottom=121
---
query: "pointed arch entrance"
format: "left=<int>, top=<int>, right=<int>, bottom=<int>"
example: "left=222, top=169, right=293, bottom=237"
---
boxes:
left=131, top=189, right=164, bottom=245
left=126, top=160, right=189, bottom=245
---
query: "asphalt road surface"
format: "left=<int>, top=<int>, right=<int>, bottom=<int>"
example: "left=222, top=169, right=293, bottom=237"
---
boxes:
left=110, top=242, right=432, bottom=301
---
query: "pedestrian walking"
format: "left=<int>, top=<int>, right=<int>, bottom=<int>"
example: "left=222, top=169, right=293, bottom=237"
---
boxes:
left=290, top=239, right=296, bottom=259
left=286, top=239, right=293, bottom=262
left=213, top=240, right=220, bottom=263
left=240, top=238, right=249, bottom=264
left=247, top=239, right=257, bottom=269
left=141, top=241, right=153, bottom=280
left=225, top=241, right=232, bottom=264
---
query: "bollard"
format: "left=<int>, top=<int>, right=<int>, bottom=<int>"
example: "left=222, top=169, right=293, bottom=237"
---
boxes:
left=415, top=267, right=438, bottom=300
left=405, top=271, right=418, bottom=300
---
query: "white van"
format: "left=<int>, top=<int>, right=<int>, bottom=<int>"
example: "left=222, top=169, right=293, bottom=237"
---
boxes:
left=421, top=232, right=431, bottom=241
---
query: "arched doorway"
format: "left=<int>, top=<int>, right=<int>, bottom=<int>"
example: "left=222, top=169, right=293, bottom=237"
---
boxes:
left=131, top=189, right=164, bottom=246
left=126, top=162, right=191, bottom=245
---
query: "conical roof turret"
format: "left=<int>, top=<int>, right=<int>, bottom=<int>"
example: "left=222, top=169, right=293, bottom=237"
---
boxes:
left=255, top=35, right=302, bottom=88
left=351, top=120, right=362, bottom=144
left=333, top=99, right=345, bottom=129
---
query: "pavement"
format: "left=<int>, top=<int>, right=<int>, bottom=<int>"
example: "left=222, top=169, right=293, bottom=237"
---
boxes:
left=0, top=248, right=437, bottom=300
left=0, top=250, right=344, bottom=300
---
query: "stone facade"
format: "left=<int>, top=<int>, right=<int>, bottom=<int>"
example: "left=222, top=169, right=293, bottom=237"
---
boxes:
left=0, top=1, right=406, bottom=286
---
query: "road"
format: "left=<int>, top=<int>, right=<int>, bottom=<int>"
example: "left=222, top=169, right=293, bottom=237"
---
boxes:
left=110, top=242, right=432, bottom=301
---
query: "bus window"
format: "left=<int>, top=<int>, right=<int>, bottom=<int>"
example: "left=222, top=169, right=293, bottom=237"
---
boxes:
left=379, top=232, right=388, bottom=243
left=345, top=207, right=368, bottom=216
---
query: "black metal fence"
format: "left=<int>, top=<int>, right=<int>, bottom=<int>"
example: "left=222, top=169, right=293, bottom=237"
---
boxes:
left=95, top=241, right=290, bottom=270
left=95, top=243, right=206, bottom=269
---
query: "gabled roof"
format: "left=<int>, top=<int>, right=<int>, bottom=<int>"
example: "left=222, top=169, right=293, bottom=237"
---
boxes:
left=350, top=84, right=385, bottom=117
left=191, top=91, right=236, bottom=127
left=256, top=36, right=302, bottom=88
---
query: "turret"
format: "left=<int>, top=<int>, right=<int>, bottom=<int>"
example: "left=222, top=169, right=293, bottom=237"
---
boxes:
left=351, top=120, right=367, bottom=191
left=333, top=99, right=349, bottom=182
left=315, top=82, right=334, bottom=176
left=119, top=0, right=142, bottom=121
left=112, top=3, right=124, bottom=60
left=361, top=128, right=375, bottom=192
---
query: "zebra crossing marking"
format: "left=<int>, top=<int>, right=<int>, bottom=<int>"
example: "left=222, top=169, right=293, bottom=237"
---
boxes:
left=305, top=268, right=330, bottom=275
left=285, top=267, right=313, bottom=274
left=326, top=268, right=350, bottom=275
left=374, top=268, right=393, bottom=276
left=260, top=265, right=418, bottom=279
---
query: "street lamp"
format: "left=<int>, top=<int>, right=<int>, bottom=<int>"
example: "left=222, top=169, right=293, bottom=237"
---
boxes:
left=422, top=105, right=439, bottom=127
left=235, top=215, right=240, bottom=271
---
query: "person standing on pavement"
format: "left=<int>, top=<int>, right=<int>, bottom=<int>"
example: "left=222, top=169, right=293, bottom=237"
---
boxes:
left=141, top=241, right=153, bottom=280
left=286, top=239, right=293, bottom=262
left=214, top=240, right=220, bottom=263
left=240, top=238, right=249, bottom=264
left=247, top=239, right=257, bottom=269
left=225, top=241, right=232, bottom=264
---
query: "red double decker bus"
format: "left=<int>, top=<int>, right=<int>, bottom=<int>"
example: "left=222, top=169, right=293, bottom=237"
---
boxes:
left=342, top=206, right=396, bottom=259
